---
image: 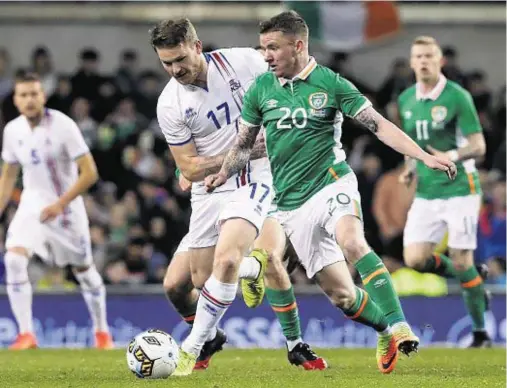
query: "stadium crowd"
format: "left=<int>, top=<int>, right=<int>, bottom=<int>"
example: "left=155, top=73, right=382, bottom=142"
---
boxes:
left=0, top=45, right=504, bottom=290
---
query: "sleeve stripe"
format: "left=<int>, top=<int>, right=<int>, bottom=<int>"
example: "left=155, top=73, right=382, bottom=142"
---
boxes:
left=239, top=118, right=260, bottom=128
left=352, top=100, right=373, bottom=118
left=168, top=137, right=193, bottom=146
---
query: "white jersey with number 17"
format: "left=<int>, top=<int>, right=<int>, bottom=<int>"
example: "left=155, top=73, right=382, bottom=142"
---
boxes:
left=157, top=47, right=270, bottom=195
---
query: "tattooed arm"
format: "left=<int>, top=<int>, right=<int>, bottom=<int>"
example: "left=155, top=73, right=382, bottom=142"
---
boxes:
left=354, top=106, right=457, bottom=178
left=205, top=120, right=261, bottom=191
left=220, top=119, right=262, bottom=178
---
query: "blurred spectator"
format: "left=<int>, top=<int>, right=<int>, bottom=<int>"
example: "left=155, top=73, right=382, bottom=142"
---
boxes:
left=477, top=180, right=506, bottom=264
left=1, top=68, right=26, bottom=123
left=134, top=70, right=161, bottom=121
left=485, top=257, right=506, bottom=285
left=442, top=45, right=467, bottom=86
left=71, top=48, right=103, bottom=101
left=327, top=51, right=374, bottom=95
left=373, top=163, right=416, bottom=260
left=115, top=49, right=139, bottom=96
left=70, top=97, right=98, bottom=148
left=31, top=46, right=57, bottom=96
left=0, top=48, right=13, bottom=102
left=356, top=153, right=383, bottom=253
left=46, top=74, right=74, bottom=115
left=377, top=58, right=413, bottom=110
left=92, top=76, right=122, bottom=122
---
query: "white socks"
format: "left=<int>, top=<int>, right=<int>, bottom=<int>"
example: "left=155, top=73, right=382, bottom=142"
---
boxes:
left=287, top=337, right=303, bottom=352
left=74, top=266, right=109, bottom=333
left=182, top=275, right=237, bottom=356
left=238, top=256, right=261, bottom=279
left=5, top=251, right=34, bottom=333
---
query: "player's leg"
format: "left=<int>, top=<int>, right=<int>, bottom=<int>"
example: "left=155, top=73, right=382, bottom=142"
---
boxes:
left=5, top=208, right=40, bottom=350
left=176, top=218, right=260, bottom=375
left=315, top=260, right=398, bottom=374
left=447, top=195, right=490, bottom=348
left=72, top=262, right=113, bottom=349
left=403, top=198, right=456, bottom=277
left=329, top=174, right=418, bottom=355
left=5, top=246, right=37, bottom=350
left=254, top=217, right=326, bottom=370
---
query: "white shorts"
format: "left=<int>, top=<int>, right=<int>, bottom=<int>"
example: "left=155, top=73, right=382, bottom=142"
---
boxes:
left=403, top=195, right=481, bottom=250
left=6, top=204, right=92, bottom=268
left=188, top=177, right=273, bottom=248
left=272, top=173, right=362, bottom=278
left=174, top=234, right=191, bottom=255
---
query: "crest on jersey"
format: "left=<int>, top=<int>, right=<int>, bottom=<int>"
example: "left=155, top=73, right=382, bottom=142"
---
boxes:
left=431, top=106, right=447, bottom=123
left=308, top=92, right=328, bottom=110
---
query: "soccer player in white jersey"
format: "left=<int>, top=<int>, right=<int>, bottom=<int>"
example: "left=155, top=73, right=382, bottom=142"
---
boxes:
left=151, top=19, right=326, bottom=372
left=0, top=73, right=113, bottom=350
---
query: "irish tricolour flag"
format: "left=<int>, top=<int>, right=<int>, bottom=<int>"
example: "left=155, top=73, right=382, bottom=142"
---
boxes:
left=287, top=1, right=401, bottom=51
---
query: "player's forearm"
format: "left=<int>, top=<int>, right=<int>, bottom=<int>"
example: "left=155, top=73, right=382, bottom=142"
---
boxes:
left=57, top=169, right=98, bottom=208
left=354, top=107, right=429, bottom=162
left=185, top=152, right=228, bottom=182
left=220, top=121, right=260, bottom=178
left=0, top=177, right=16, bottom=215
left=447, top=134, right=486, bottom=162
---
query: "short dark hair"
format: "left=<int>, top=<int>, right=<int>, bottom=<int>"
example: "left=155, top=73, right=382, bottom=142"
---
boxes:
left=15, top=71, right=40, bottom=84
left=149, top=18, right=198, bottom=50
left=259, top=11, right=308, bottom=39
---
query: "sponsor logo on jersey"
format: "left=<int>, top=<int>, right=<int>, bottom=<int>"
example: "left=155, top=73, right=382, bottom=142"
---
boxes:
left=185, top=107, right=197, bottom=120
left=266, top=99, right=278, bottom=108
left=431, top=106, right=447, bottom=123
left=310, top=109, right=326, bottom=118
left=308, top=92, right=328, bottom=110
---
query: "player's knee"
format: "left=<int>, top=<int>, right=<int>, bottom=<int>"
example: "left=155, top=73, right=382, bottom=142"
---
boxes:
left=340, top=237, right=370, bottom=263
left=328, top=286, right=356, bottom=311
left=163, top=271, right=193, bottom=300
left=403, top=248, right=430, bottom=270
left=214, top=248, right=242, bottom=275
left=7, top=247, right=30, bottom=258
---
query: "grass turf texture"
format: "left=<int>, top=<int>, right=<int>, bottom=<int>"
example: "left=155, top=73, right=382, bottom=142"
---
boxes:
left=0, top=348, right=504, bottom=388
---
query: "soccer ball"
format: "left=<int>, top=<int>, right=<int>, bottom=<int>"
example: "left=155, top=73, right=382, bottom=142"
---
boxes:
left=126, top=329, right=180, bottom=379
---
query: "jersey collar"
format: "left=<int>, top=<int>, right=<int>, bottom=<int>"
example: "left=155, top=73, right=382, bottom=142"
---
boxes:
left=278, top=57, right=317, bottom=86
left=416, top=73, right=447, bottom=101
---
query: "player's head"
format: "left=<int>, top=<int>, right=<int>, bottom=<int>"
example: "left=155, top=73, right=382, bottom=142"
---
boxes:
left=410, top=36, right=444, bottom=83
left=149, top=18, right=203, bottom=85
left=259, top=10, right=309, bottom=78
left=13, top=72, right=46, bottom=120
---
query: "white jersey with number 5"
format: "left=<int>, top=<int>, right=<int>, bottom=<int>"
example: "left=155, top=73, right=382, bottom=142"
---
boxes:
left=2, top=109, right=92, bottom=261
left=157, top=47, right=270, bottom=195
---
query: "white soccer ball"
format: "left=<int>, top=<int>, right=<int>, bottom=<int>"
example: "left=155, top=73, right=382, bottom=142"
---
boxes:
left=126, top=329, right=180, bottom=379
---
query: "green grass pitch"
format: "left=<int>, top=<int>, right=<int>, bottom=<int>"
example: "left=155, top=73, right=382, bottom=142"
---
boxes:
left=0, top=348, right=505, bottom=388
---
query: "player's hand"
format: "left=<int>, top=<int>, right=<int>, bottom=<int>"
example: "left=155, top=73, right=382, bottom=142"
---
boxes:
left=178, top=174, right=192, bottom=192
left=40, top=201, right=65, bottom=222
left=422, top=151, right=457, bottom=181
left=204, top=172, right=228, bottom=193
left=398, top=168, right=415, bottom=187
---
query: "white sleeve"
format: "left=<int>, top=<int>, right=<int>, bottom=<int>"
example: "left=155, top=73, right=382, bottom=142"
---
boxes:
left=1, top=125, right=18, bottom=164
left=62, top=117, right=90, bottom=159
left=157, top=101, right=192, bottom=146
left=244, top=48, right=269, bottom=78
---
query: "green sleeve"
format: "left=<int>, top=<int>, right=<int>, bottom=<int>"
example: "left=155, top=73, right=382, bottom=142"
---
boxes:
left=175, top=168, right=180, bottom=179
left=241, top=79, right=263, bottom=126
left=335, top=75, right=371, bottom=118
left=457, top=89, right=482, bottom=135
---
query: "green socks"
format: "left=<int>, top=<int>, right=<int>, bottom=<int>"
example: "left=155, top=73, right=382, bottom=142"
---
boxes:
left=355, top=251, right=406, bottom=325
left=266, top=286, right=302, bottom=341
left=342, top=287, right=388, bottom=332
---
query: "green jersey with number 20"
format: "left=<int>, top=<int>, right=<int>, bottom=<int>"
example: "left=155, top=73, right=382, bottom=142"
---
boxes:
left=398, top=75, right=482, bottom=199
left=241, top=58, right=370, bottom=211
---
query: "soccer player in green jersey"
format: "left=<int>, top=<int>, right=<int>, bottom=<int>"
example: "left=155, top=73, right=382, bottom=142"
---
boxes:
left=398, top=36, right=490, bottom=348
left=206, top=11, right=457, bottom=363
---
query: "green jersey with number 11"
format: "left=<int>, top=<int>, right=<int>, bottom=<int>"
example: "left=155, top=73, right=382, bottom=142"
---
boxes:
left=398, top=75, right=482, bottom=199
left=241, top=58, right=370, bottom=211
